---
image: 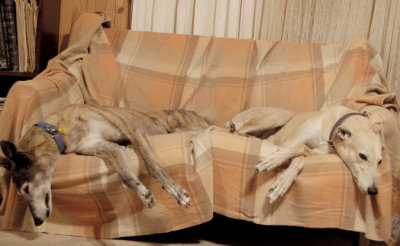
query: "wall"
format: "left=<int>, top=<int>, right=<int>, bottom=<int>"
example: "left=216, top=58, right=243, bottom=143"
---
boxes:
left=259, top=0, right=400, bottom=98
left=59, top=0, right=400, bottom=98
left=58, top=0, right=131, bottom=51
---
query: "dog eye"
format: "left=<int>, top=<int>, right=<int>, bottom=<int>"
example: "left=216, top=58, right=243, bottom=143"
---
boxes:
left=45, top=193, right=49, bottom=204
left=359, top=153, right=368, bottom=161
left=378, top=159, right=382, bottom=165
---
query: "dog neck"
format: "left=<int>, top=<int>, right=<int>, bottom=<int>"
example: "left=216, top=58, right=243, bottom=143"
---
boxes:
left=34, top=122, right=66, bottom=153
left=18, top=126, right=61, bottom=174
left=328, top=111, right=369, bottom=147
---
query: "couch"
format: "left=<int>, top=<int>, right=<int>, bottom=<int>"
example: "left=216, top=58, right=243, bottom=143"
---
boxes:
left=0, top=13, right=399, bottom=245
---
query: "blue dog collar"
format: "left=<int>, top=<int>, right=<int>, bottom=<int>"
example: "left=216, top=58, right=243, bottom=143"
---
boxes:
left=328, top=111, right=370, bottom=147
left=34, top=121, right=66, bottom=153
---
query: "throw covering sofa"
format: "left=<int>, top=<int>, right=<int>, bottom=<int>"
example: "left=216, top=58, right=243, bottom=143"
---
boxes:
left=0, top=13, right=399, bottom=245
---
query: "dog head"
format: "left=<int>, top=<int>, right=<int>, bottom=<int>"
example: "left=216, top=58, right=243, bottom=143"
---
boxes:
left=332, top=117, right=383, bottom=195
left=0, top=140, right=52, bottom=226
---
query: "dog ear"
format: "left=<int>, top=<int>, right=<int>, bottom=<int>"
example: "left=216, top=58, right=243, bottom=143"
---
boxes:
left=0, top=156, right=12, bottom=171
left=0, top=141, right=17, bottom=160
left=335, top=127, right=352, bottom=141
left=371, top=121, right=383, bottom=136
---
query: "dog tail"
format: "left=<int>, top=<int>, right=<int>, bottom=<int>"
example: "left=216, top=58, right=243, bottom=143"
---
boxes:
left=225, top=122, right=236, bottom=133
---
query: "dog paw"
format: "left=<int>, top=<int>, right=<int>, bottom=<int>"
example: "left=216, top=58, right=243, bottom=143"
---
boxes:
left=176, top=188, right=191, bottom=207
left=255, top=158, right=279, bottom=172
left=268, top=183, right=285, bottom=204
left=137, top=187, right=156, bottom=208
left=267, top=174, right=295, bottom=203
left=254, top=161, right=269, bottom=172
left=225, top=122, right=236, bottom=132
left=255, top=150, right=287, bottom=172
left=145, top=192, right=156, bottom=209
left=163, top=183, right=191, bottom=207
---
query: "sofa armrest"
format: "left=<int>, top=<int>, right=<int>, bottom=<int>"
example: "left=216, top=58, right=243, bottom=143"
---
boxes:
left=0, top=61, right=84, bottom=214
left=0, top=61, right=84, bottom=143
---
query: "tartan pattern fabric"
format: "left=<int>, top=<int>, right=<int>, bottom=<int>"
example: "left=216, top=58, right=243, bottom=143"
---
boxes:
left=0, top=13, right=399, bottom=244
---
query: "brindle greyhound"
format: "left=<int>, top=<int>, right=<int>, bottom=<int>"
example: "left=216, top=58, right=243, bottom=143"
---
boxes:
left=0, top=104, right=210, bottom=226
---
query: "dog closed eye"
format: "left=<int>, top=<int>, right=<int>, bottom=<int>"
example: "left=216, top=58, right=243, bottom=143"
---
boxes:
left=20, top=183, right=30, bottom=195
left=24, top=185, right=29, bottom=194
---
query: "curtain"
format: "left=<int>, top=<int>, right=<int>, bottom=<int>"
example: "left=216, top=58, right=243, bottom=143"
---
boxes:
left=131, top=0, right=264, bottom=39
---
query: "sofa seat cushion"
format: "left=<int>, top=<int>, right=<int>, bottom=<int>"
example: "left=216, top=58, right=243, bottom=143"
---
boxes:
left=1, top=132, right=213, bottom=238
left=208, top=129, right=392, bottom=241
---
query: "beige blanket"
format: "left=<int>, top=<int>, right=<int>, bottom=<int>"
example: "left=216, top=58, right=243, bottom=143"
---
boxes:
left=0, top=12, right=399, bottom=244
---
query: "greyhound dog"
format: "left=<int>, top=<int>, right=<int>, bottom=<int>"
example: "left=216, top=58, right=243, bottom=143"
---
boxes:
left=227, top=105, right=383, bottom=203
left=0, top=104, right=210, bottom=226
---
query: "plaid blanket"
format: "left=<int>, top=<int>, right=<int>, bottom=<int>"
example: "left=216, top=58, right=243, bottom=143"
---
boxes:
left=0, top=13, right=399, bottom=244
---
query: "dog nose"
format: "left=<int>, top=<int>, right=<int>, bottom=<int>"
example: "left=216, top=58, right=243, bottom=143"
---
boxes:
left=367, top=187, right=378, bottom=195
left=34, top=217, right=44, bottom=226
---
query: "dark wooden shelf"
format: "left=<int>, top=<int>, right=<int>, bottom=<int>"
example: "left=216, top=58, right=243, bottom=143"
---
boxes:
left=0, top=0, right=60, bottom=96
left=0, top=71, right=36, bottom=78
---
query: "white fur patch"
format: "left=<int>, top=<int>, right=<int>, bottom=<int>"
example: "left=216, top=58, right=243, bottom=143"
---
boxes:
left=259, top=140, right=279, bottom=159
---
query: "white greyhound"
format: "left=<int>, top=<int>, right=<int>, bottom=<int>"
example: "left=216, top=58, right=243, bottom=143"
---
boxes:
left=227, top=105, right=383, bottom=203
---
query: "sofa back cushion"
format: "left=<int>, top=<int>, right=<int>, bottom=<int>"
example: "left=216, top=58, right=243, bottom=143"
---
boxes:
left=105, top=29, right=379, bottom=126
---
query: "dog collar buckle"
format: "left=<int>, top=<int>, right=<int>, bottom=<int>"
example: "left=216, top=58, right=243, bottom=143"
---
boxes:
left=45, top=127, right=58, bottom=135
left=34, top=121, right=66, bottom=154
left=362, top=111, right=371, bottom=118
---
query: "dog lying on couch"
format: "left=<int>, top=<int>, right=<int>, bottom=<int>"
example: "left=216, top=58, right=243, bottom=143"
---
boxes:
left=227, top=105, right=383, bottom=203
left=0, top=104, right=210, bottom=226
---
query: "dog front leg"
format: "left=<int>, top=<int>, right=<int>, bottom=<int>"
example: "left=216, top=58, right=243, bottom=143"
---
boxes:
left=78, top=141, right=155, bottom=208
left=268, top=156, right=305, bottom=203
left=133, top=131, right=190, bottom=207
left=255, top=142, right=306, bottom=172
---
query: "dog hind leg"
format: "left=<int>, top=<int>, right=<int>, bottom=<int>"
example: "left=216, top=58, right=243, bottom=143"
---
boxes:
left=268, top=156, right=305, bottom=203
left=78, top=140, right=156, bottom=208
left=132, top=130, right=190, bottom=207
